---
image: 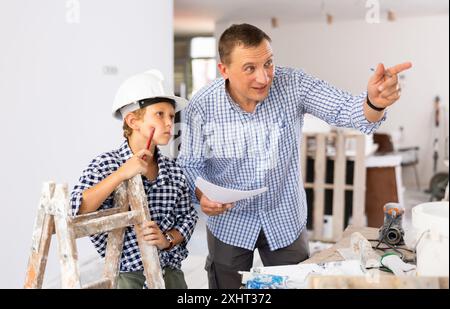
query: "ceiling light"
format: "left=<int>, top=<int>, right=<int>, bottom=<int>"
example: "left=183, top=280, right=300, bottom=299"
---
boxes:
left=271, top=17, right=278, bottom=28
left=387, top=10, right=396, bottom=22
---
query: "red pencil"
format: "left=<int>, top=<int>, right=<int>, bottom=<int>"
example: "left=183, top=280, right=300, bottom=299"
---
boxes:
left=142, top=127, right=155, bottom=161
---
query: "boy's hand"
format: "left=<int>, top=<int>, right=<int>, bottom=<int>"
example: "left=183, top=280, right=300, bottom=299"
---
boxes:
left=116, top=149, right=153, bottom=180
left=136, top=220, right=169, bottom=250
left=199, top=194, right=233, bottom=216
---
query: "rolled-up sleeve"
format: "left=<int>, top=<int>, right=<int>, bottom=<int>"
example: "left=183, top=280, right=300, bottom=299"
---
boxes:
left=294, top=69, right=386, bottom=134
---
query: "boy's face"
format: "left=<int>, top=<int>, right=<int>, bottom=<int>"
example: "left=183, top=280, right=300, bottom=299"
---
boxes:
left=139, top=102, right=175, bottom=145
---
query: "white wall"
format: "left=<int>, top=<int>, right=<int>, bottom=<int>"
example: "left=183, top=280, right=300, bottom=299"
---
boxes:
left=216, top=14, right=449, bottom=188
left=0, top=0, right=173, bottom=288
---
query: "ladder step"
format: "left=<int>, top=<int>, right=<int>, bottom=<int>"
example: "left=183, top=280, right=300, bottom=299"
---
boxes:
left=71, top=207, right=124, bottom=224
left=83, top=278, right=112, bottom=289
left=73, top=210, right=142, bottom=238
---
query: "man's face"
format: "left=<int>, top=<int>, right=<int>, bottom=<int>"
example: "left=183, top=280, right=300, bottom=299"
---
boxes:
left=218, top=39, right=274, bottom=106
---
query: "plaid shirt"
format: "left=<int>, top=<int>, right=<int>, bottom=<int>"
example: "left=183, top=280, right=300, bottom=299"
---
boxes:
left=178, top=66, right=385, bottom=251
left=70, top=140, right=198, bottom=273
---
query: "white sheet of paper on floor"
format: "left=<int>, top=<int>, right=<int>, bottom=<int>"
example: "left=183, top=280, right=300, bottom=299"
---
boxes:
left=241, top=260, right=365, bottom=289
left=195, top=177, right=268, bottom=204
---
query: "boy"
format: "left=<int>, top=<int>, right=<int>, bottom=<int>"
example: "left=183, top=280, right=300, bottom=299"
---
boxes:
left=70, top=69, right=198, bottom=289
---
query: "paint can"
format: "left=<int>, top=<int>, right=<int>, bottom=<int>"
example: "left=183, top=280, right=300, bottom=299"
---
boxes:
left=412, top=201, right=449, bottom=277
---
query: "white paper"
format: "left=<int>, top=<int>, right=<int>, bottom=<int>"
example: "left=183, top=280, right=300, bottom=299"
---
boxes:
left=195, top=177, right=268, bottom=204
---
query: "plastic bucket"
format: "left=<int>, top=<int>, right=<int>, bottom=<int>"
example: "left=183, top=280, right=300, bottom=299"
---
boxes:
left=412, top=201, right=449, bottom=277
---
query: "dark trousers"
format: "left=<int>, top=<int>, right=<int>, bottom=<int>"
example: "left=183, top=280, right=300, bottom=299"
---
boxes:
left=205, top=228, right=310, bottom=289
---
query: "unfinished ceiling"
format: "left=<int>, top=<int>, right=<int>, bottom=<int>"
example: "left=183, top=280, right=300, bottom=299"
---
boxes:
left=174, top=0, right=449, bottom=35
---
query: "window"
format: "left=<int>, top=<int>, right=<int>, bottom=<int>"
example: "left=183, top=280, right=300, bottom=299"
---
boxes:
left=190, top=37, right=217, bottom=97
left=174, top=36, right=217, bottom=99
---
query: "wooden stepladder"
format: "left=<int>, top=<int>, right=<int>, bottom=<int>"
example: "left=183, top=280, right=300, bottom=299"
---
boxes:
left=24, top=175, right=165, bottom=289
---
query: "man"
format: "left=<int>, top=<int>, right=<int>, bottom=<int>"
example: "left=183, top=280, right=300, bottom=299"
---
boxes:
left=178, top=23, right=411, bottom=289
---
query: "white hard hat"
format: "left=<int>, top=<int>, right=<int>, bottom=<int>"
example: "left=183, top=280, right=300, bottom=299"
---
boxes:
left=112, top=69, right=188, bottom=119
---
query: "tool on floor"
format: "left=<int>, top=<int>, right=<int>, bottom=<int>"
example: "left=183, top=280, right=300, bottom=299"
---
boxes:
left=378, top=203, right=405, bottom=246
left=142, top=127, right=155, bottom=161
left=370, top=203, right=415, bottom=264
left=24, top=177, right=165, bottom=289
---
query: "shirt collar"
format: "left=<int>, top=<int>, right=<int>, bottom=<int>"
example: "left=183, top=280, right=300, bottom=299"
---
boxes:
left=118, top=140, right=133, bottom=161
left=222, top=79, right=269, bottom=115
left=118, top=140, right=170, bottom=187
left=224, top=80, right=245, bottom=114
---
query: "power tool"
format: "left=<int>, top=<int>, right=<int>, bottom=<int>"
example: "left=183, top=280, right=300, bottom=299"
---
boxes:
left=378, top=203, right=405, bottom=246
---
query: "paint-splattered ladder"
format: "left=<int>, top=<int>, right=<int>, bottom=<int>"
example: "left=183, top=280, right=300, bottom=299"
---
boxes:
left=24, top=175, right=165, bottom=289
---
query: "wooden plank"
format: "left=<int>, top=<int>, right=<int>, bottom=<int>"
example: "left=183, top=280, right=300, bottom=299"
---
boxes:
left=73, top=210, right=142, bottom=238
left=104, top=183, right=129, bottom=289
left=53, top=184, right=81, bottom=288
left=83, top=278, right=112, bottom=289
left=301, top=135, right=308, bottom=183
left=127, top=175, right=165, bottom=289
left=331, top=132, right=346, bottom=241
left=24, top=182, right=55, bottom=288
left=352, top=135, right=366, bottom=227
left=305, top=152, right=358, bottom=161
left=307, top=275, right=447, bottom=289
left=313, top=134, right=327, bottom=240
left=304, top=183, right=354, bottom=190
left=439, top=277, right=449, bottom=289
left=71, top=207, right=123, bottom=224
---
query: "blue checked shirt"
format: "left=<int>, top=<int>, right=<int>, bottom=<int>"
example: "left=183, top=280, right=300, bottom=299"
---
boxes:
left=70, top=140, right=198, bottom=273
left=178, top=66, right=385, bottom=251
